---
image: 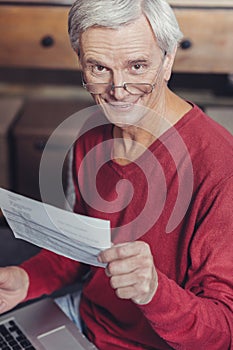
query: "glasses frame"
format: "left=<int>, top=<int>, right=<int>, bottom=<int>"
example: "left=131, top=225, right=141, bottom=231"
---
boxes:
left=81, top=51, right=167, bottom=96
left=82, top=80, right=156, bottom=95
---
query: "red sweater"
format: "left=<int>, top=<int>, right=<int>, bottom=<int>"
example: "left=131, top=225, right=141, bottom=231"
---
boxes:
left=22, top=104, right=233, bottom=349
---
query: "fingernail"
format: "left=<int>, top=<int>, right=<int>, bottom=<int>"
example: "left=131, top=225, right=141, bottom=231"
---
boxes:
left=105, top=267, right=111, bottom=277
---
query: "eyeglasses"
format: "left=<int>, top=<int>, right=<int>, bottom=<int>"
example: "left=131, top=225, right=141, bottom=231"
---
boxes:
left=81, top=52, right=167, bottom=96
left=82, top=81, right=156, bottom=95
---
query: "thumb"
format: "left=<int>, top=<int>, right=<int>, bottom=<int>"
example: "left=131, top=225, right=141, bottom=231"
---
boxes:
left=0, top=267, right=9, bottom=286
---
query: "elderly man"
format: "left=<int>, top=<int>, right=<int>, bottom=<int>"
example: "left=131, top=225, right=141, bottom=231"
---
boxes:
left=0, top=0, right=233, bottom=349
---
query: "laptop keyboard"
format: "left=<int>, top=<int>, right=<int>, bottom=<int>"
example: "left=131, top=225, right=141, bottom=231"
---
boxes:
left=0, top=319, right=36, bottom=350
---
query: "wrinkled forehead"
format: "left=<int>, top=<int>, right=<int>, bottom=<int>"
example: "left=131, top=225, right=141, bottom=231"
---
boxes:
left=79, top=15, right=160, bottom=59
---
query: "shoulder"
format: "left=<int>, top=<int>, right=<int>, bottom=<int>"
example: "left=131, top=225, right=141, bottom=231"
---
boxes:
left=177, top=103, right=233, bottom=178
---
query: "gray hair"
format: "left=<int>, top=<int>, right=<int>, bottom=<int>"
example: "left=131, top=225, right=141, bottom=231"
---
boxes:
left=68, top=0, right=183, bottom=55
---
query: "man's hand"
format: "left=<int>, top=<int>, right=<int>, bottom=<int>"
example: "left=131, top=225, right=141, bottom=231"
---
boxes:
left=0, top=266, right=29, bottom=314
left=98, top=241, right=158, bottom=305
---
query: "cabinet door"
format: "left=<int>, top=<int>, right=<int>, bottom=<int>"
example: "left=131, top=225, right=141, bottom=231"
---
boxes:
left=0, top=4, right=232, bottom=73
left=169, top=0, right=232, bottom=7
left=173, top=8, right=233, bottom=73
left=0, top=5, right=78, bottom=69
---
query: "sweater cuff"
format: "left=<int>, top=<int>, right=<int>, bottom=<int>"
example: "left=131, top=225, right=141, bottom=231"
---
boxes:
left=21, top=254, right=49, bottom=301
left=20, top=250, right=83, bottom=301
left=138, top=269, right=191, bottom=328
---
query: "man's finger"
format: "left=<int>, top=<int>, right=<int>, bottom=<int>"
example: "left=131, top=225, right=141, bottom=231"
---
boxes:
left=98, top=241, right=150, bottom=263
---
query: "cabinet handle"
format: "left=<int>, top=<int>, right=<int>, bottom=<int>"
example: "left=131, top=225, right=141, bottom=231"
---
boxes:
left=180, top=39, right=192, bottom=50
left=40, top=35, right=55, bottom=48
left=34, top=140, right=46, bottom=151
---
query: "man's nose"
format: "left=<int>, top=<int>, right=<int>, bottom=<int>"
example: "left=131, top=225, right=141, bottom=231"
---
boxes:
left=110, top=72, right=129, bottom=99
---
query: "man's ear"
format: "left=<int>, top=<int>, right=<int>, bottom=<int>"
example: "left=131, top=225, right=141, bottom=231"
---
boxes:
left=163, top=46, right=177, bottom=82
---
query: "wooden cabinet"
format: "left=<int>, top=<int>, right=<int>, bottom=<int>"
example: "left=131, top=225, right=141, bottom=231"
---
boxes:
left=169, top=0, right=233, bottom=73
left=0, top=1, right=232, bottom=73
left=0, top=98, right=23, bottom=189
left=168, top=0, right=232, bottom=7
left=12, top=98, right=93, bottom=204
left=173, top=8, right=233, bottom=73
left=0, top=5, right=78, bottom=69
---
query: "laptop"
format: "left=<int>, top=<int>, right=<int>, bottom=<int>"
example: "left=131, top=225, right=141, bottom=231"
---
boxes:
left=0, top=298, right=98, bottom=350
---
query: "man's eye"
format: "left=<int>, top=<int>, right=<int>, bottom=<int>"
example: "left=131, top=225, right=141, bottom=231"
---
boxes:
left=94, top=65, right=107, bottom=73
left=131, top=64, right=147, bottom=73
left=133, top=64, right=143, bottom=70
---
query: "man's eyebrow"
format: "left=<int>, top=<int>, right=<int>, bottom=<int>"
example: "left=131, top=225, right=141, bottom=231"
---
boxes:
left=127, top=58, right=151, bottom=65
left=85, top=58, right=106, bottom=66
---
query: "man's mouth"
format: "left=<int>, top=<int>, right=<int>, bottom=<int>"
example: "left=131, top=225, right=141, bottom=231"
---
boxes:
left=110, top=103, right=132, bottom=108
left=106, top=100, right=139, bottom=112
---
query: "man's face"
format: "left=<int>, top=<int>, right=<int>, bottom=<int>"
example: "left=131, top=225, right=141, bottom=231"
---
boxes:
left=79, top=15, right=170, bottom=127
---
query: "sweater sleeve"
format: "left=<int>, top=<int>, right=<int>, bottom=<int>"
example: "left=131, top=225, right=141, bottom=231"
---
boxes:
left=21, top=249, right=89, bottom=300
left=139, top=177, right=233, bottom=349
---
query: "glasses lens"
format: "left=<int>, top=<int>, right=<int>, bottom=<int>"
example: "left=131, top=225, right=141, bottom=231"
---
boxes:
left=84, top=83, right=111, bottom=94
left=83, top=82, right=154, bottom=95
left=125, top=83, right=153, bottom=95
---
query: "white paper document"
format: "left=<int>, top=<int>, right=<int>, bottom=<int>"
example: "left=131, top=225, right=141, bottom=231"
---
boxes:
left=0, top=188, right=111, bottom=267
